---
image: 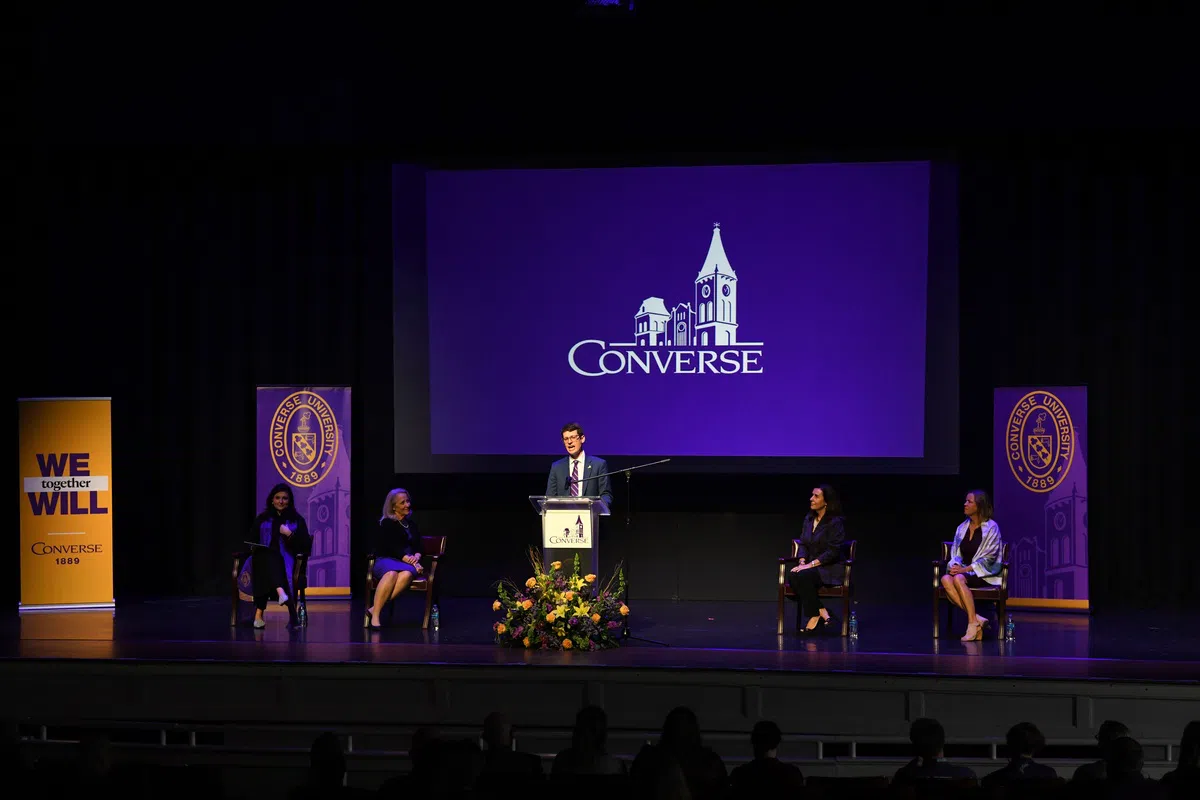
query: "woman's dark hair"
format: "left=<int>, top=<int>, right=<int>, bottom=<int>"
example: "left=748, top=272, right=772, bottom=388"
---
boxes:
left=814, top=484, right=843, bottom=517
left=1178, top=720, right=1200, bottom=768
left=262, top=482, right=297, bottom=517
left=571, top=705, right=609, bottom=756
left=659, top=706, right=702, bottom=754
left=968, top=489, right=994, bottom=521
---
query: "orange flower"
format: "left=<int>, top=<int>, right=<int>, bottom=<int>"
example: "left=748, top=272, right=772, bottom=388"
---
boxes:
left=495, top=623, right=507, bottom=634
left=546, top=612, right=556, bottom=623
left=584, top=574, right=596, bottom=583
left=521, top=599, right=533, bottom=610
left=562, top=639, right=573, bottom=649
left=522, top=637, right=530, bottom=647
left=591, top=613, right=601, bottom=623
left=619, top=605, right=629, bottom=616
left=564, top=591, right=575, bottom=601
left=492, top=600, right=501, bottom=611
left=525, top=577, right=537, bottom=588
left=551, top=561, right=563, bottom=570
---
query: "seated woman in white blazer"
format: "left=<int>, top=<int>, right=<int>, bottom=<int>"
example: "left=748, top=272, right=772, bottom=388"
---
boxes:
left=940, top=490, right=1003, bottom=641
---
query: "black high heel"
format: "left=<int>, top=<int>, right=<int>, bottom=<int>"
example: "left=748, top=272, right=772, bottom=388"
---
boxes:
left=819, top=615, right=839, bottom=636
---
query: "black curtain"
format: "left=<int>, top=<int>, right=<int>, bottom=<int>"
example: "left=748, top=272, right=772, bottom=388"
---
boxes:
left=957, top=138, right=1196, bottom=612
left=15, top=136, right=1195, bottom=613
left=16, top=154, right=394, bottom=602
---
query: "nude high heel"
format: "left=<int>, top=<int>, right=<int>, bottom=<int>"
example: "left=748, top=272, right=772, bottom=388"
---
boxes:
left=960, top=622, right=981, bottom=642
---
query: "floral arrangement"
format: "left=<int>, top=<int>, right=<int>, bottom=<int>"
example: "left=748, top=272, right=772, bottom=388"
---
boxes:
left=493, top=549, right=628, bottom=651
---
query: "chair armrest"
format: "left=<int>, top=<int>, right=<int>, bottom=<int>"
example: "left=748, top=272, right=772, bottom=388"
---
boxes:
left=842, top=558, right=854, bottom=585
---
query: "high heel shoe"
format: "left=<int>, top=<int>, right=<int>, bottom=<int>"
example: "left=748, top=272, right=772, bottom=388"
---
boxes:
left=819, top=615, right=840, bottom=636
left=960, top=622, right=981, bottom=642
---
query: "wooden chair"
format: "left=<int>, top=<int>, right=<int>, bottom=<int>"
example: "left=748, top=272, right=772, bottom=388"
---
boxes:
left=230, top=549, right=309, bottom=626
left=777, top=539, right=857, bottom=636
left=364, top=535, right=446, bottom=629
left=933, top=540, right=1010, bottom=638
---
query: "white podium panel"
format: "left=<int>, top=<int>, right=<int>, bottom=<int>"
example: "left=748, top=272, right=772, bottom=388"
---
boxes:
left=529, top=496, right=609, bottom=576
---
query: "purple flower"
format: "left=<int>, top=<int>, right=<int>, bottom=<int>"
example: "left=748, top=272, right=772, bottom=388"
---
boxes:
left=569, top=617, right=578, bottom=626
left=607, top=621, right=622, bottom=629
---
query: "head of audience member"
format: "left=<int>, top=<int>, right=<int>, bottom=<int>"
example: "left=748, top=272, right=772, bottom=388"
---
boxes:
left=572, top=706, right=609, bottom=756
left=910, top=718, right=946, bottom=762
left=482, top=712, right=513, bottom=751
left=1096, top=720, right=1132, bottom=755
left=1104, top=735, right=1143, bottom=780
left=1178, top=720, right=1200, bottom=769
left=963, top=490, right=994, bottom=521
left=432, top=738, right=485, bottom=793
left=308, top=732, right=346, bottom=788
left=1006, top=721, right=1045, bottom=760
left=408, top=727, right=439, bottom=781
left=751, top=720, right=783, bottom=760
left=660, top=707, right=703, bottom=755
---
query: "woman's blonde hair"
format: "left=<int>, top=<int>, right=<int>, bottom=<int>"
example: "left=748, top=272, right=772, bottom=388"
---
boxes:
left=380, top=488, right=411, bottom=522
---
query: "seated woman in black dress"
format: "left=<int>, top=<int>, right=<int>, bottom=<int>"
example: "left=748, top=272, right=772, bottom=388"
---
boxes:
left=786, top=484, right=847, bottom=634
left=367, top=487, right=424, bottom=629
left=250, top=482, right=311, bottom=629
left=940, top=489, right=1004, bottom=641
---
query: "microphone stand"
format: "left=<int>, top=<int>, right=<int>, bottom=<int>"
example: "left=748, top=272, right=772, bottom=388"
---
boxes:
left=571, top=458, right=671, bottom=647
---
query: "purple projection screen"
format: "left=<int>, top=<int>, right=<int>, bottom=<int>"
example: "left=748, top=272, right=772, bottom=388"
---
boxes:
left=394, top=161, right=960, bottom=473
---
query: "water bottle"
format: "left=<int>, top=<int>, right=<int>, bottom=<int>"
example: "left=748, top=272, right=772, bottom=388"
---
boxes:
left=297, top=599, right=307, bottom=627
left=430, top=604, right=440, bottom=632
left=1005, top=613, right=1015, bottom=642
left=848, top=610, right=858, bottom=640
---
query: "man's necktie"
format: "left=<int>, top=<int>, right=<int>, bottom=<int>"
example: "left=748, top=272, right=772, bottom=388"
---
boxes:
left=570, top=460, right=580, bottom=496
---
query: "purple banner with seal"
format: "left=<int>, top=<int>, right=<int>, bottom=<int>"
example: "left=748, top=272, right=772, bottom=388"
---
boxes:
left=253, top=386, right=352, bottom=598
left=993, top=386, right=1088, bottom=607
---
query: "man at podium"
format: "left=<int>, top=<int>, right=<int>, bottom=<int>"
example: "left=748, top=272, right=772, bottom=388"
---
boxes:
left=546, top=423, right=613, bottom=506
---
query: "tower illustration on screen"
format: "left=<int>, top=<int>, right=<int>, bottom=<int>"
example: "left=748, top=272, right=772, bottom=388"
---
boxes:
left=634, top=223, right=742, bottom=348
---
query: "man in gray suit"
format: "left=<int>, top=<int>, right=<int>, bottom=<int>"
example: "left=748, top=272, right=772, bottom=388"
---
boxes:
left=546, top=422, right=613, bottom=507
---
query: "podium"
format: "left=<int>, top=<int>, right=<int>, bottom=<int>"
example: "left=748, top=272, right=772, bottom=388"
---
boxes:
left=529, top=495, right=609, bottom=577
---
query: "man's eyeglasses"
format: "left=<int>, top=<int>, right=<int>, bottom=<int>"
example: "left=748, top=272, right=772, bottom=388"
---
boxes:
left=562, top=435, right=581, bottom=442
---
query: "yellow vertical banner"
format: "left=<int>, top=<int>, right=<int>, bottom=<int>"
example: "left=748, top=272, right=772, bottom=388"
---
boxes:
left=18, top=398, right=115, bottom=609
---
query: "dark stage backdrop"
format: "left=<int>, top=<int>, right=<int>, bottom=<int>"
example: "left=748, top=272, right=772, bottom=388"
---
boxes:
left=14, top=139, right=1195, bottom=613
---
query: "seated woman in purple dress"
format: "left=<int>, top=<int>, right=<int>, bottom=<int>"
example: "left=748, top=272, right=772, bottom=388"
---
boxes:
left=250, top=482, right=311, bottom=629
left=367, top=488, right=424, bottom=629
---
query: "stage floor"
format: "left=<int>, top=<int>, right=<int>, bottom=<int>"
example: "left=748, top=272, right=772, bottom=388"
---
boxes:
left=3, top=597, right=1198, bottom=685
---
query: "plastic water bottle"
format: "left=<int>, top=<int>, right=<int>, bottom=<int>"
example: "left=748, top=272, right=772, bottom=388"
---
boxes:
left=297, top=600, right=307, bottom=627
left=1005, top=613, right=1015, bottom=642
left=430, top=604, right=440, bottom=632
left=848, top=610, right=858, bottom=640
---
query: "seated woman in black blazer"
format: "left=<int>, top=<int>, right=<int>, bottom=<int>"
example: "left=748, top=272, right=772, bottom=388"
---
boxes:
left=787, top=484, right=847, bottom=634
left=367, top=487, right=424, bottom=629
